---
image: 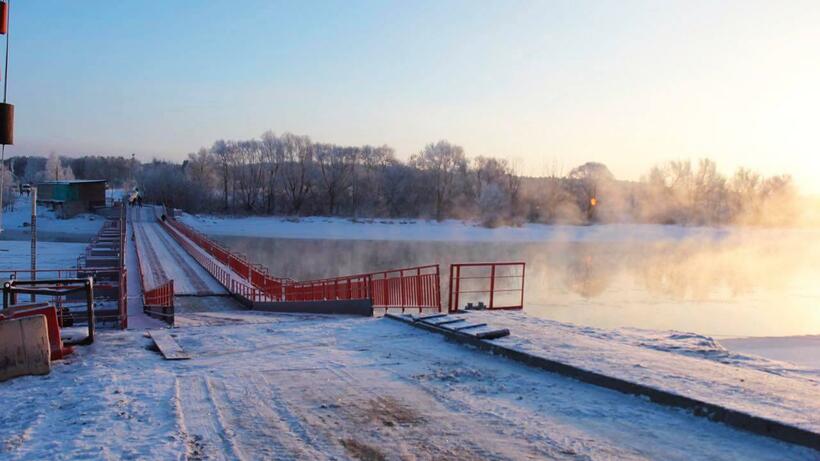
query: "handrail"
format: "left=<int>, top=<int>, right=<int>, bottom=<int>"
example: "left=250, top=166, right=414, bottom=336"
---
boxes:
left=448, top=262, right=525, bottom=313
left=161, top=213, right=443, bottom=312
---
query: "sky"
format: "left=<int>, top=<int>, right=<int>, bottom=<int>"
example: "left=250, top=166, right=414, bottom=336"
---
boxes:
left=5, top=0, right=820, bottom=192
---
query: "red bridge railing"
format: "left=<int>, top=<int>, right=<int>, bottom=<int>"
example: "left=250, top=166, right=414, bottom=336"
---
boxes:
left=283, top=265, right=441, bottom=312
left=161, top=212, right=442, bottom=312
left=448, top=262, right=525, bottom=313
left=144, top=280, right=174, bottom=308
left=161, top=213, right=290, bottom=302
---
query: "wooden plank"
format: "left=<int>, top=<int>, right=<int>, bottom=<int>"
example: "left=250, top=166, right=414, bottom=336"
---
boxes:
left=149, top=329, right=190, bottom=360
left=453, top=323, right=487, bottom=331
left=426, top=318, right=466, bottom=326
left=414, top=313, right=448, bottom=322
left=472, top=329, right=510, bottom=340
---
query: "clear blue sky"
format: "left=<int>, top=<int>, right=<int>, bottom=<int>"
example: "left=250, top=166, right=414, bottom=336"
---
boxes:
left=7, top=0, right=820, bottom=192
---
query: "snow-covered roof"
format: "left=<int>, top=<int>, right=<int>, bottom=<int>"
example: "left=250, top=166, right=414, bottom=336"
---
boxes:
left=36, top=179, right=107, bottom=185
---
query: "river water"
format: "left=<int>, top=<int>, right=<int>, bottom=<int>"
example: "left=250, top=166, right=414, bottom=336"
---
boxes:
left=214, top=228, right=820, bottom=338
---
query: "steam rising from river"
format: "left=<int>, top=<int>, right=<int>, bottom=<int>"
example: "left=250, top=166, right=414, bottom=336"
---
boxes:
left=216, top=226, right=820, bottom=337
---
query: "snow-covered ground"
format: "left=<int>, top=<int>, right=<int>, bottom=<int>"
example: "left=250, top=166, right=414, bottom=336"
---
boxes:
left=0, top=196, right=103, bottom=238
left=181, top=212, right=820, bottom=244
left=721, top=335, right=820, bottom=370
left=0, top=240, right=86, bottom=270
left=1, top=312, right=815, bottom=460
left=460, top=311, right=820, bottom=434
left=181, top=213, right=751, bottom=243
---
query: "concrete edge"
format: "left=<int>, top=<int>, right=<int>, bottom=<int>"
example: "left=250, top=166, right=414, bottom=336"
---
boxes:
left=250, top=299, right=374, bottom=316
left=385, top=313, right=820, bottom=451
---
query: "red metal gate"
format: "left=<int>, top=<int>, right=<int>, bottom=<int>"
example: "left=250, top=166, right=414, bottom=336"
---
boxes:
left=448, top=262, right=525, bottom=313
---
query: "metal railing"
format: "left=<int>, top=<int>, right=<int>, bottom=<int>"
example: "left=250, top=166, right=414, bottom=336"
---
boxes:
left=162, top=214, right=443, bottom=312
left=283, top=265, right=441, bottom=312
left=144, top=280, right=174, bottom=307
left=448, top=262, right=525, bottom=313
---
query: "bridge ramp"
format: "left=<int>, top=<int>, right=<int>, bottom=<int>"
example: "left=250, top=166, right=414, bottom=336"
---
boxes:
left=131, top=206, right=226, bottom=296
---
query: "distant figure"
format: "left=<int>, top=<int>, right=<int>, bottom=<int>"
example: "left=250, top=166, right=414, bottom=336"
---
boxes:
left=160, top=214, right=166, bottom=222
left=128, top=188, right=140, bottom=207
left=137, top=195, right=143, bottom=207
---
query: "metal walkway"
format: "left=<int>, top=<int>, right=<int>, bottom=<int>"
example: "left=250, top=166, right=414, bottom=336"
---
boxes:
left=130, top=206, right=226, bottom=296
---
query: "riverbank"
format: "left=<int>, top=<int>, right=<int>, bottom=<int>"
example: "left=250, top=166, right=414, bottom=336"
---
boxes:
left=179, top=212, right=820, bottom=243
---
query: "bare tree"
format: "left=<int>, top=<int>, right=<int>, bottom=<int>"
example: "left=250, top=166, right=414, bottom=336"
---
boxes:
left=281, top=133, right=314, bottom=214
left=211, top=140, right=232, bottom=211
left=317, top=144, right=356, bottom=215
left=410, top=140, right=467, bottom=221
left=260, top=131, right=283, bottom=213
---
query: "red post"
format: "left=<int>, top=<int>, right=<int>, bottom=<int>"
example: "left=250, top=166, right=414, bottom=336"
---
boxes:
left=519, top=263, right=526, bottom=309
left=447, top=265, right=454, bottom=312
left=454, top=265, right=461, bottom=313
left=489, top=264, right=496, bottom=309
left=415, top=267, right=422, bottom=313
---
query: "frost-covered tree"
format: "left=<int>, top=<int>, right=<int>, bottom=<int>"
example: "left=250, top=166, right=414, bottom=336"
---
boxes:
left=40, top=152, right=75, bottom=182
left=568, top=162, right=614, bottom=223
left=410, top=140, right=467, bottom=221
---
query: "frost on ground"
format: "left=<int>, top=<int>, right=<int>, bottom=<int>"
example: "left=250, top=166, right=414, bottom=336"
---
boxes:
left=180, top=212, right=820, bottom=244
left=721, top=335, right=820, bottom=371
left=0, top=240, right=87, bottom=270
left=463, top=311, right=820, bottom=436
left=0, top=196, right=103, bottom=238
left=0, top=312, right=816, bottom=460
left=180, top=213, right=744, bottom=243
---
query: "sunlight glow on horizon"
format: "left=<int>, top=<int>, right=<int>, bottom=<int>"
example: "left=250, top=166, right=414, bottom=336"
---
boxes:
left=6, top=0, right=820, bottom=193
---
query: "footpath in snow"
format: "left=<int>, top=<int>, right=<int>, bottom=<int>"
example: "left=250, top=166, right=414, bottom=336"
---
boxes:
left=0, top=311, right=816, bottom=460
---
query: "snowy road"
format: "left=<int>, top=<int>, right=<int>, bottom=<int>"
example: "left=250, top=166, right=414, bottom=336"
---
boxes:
left=0, top=312, right=815, bottom=460
left=130, top=206, right=225, bottom=296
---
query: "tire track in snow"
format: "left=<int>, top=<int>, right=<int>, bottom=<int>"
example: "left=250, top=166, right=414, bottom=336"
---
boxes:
left=216, top=371, right=335, bottom=460
left=174, top=375, right=244, bottom=461
left=134, top=220, right=169, bottom=288
left=264, top=364, right=521, bottom=460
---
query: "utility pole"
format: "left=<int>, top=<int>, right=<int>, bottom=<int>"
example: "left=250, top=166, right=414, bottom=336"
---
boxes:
left=0, top=0, right=15, bottom=236
left=0, top=153, right=4, bottom=233
left=30, top=185, right=36, bottom=301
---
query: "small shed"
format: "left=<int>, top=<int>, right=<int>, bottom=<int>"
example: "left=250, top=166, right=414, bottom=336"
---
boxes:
left=36, top=180, right=107, bottom=218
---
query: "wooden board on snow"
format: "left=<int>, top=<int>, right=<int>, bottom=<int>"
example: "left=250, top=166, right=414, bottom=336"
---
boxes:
left=149, top=329, right=190, bottom=360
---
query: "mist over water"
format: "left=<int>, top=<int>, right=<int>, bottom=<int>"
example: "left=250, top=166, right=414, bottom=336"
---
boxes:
left=216, top=228, right=820, bottom=338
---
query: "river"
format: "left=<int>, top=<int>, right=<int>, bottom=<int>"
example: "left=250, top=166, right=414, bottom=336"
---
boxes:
left=214, top=229, right=820, bottom=337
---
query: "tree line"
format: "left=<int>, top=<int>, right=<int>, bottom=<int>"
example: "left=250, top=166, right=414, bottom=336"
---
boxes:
left=1, top=133, right=800, bottom=226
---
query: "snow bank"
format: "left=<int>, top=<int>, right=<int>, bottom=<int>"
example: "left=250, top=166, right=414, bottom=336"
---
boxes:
left=721, top=335, right=820, bottom=371
left=0, top=240, right=86, bottom=269
left=180, top=213, right=739, bottom=242
left=180, top=213, right=817, bottom=243
left=462, top=310, right=820, bottom=434
left=0, top=196, right=103, bottom=237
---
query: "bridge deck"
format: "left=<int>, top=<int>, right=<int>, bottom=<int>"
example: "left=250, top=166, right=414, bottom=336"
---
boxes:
left=131, top=206, right=226, bottom=296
